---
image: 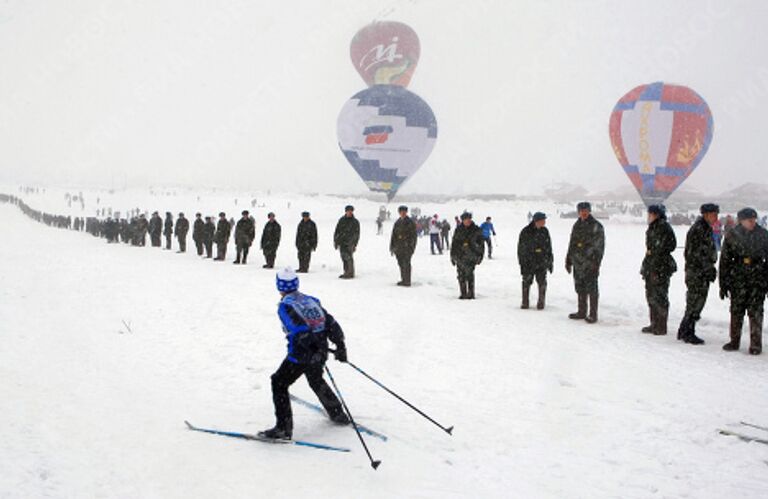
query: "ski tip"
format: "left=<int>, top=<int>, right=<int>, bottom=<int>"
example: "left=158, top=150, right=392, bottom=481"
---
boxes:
left=371, top=460, right=382, bottom=470
left=445, top=426, right=454, bottom=436
left=184, top=420, right=194, bottom=430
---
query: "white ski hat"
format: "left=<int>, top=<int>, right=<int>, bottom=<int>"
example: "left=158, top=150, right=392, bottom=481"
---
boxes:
left=276, top=267, right=299, bottom=293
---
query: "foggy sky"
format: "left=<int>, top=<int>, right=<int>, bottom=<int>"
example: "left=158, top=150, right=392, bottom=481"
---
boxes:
left=1, top=0, right=768, bottom=196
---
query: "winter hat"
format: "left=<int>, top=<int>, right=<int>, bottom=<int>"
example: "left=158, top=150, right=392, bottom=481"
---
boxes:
left=242, top=210, right=249, bottom=216
left=301, top=211, right=310, bottom=217
left=219, top=212, right=226, bottom=217
left=647, top=204, right=666, bottom=219
left=345, top=205, right=354, bottom=212
left=532, top=212, right=546, bottom=222
left=267, top=212, right=275, bottom=218
left=700, top=203, right=719, bottom=215
left=398, top=205, right=408, bottom=212
left=577, top=201, right=591, bottom=211
left=737, top=207, right=758, bottom=221
left=276, top=267, right=299, bottom=293
left=460, top=211, right=472, bottom=220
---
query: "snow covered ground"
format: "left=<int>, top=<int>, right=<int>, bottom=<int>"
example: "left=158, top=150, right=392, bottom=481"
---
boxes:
left=1, top=187, right=767, bottom=498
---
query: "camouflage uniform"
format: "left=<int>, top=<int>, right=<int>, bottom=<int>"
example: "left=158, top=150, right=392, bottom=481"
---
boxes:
left=234, top=216, right=255, bottom=264
left=202, top=217, right=215, bottom=258
left=390, top=215, right=417, bottom=286
left=193, top=215, right=205, bottom=255
left=175, top=215, right=189, bottom=252
left=163, top=213, right=173, bottom=249
left=334, top=214, right=360, bottom=278
left=678, top=217, right=717, bottom=342
left=566, top=214, right=605, bottom=322
left=261, top=218, right=282, bottom=268
left=214, top=215, right=231, bottom=260
left=295, top=217, right=318, bottom=272
left=450, top=220, right=485, bottom=299
left=517, top=221, right=553, bottom=309
left=640, top=216, right=677, bottom=335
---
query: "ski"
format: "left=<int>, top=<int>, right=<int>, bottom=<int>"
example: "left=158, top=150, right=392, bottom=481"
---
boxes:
left=718, top=429, right=768, bottom=446
left=289, top=394, right=388, bottom=442
left=184, top=420, right=350, bottom=452
left=741, top=421, right=768, bottom=433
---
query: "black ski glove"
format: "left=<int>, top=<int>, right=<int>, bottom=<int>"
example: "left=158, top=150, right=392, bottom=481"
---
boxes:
left=334, top=346, right=348, bottom=363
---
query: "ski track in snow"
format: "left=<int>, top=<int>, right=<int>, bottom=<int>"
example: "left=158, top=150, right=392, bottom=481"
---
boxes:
left=1, top=188, right=767, bottom=499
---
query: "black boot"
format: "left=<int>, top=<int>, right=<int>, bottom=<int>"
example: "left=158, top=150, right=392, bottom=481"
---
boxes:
left=459, top=280, right=468, bottom=299
left=521, top=283, right=530, bottom=309
left=258, top=418, right=293, bottom=440
left=643, top=307, right=655, bottom=333
left=652, top=306, right=668, bottom=335
left=467, top=277, right=475, bottom=299
left=723, top=312, right=743, bottom=351
left=749, top=314, right=763, bottom=355
left=536, top=284, right=546, bottom=310
left=683, top=319, right=705, bottom=345
left=585, top=293, right=598, bottom=324
left=569, top=293, right=587, bottom=319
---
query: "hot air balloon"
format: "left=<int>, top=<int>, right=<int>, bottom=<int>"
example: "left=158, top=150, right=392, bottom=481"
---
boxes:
left=609, top=82, right=714, bottom=206
left=350, top=21, right=420, bottom=87
left=337, top=85, right=437, bottom=200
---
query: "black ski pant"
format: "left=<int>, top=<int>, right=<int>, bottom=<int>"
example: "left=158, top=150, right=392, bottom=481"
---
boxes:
left=484, top=237, right=493, bottom=257
left=271, top=358, right=344, bottom=429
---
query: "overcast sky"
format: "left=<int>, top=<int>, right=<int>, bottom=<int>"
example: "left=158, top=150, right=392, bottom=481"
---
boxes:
left=1, top=0, right=767, bottom=196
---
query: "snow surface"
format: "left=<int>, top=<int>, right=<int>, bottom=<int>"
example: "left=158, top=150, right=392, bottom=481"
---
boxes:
left=1, top=188, right=767, bottom=499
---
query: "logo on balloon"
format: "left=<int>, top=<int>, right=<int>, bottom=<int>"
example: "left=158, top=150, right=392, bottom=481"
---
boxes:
left=350, top=21, right=420, bottom=87
left=609, top=82, right=714, bottom=206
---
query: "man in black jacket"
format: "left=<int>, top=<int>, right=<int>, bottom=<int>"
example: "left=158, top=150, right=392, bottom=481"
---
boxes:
left=192, top=213, right=205, bottom=256
left=566, top=202, right=605, bottom=323
left=677, top=203, right=719, bottom=345
left=175, top=213, right=189, bottom=253
left=295, top=212, right=317, bottom=273
left=234, top=210, right=255, bottom=264
left=390, top=205, right=418, bottom=286
left=213, top=212, right=231, bottom=261
left=719, top=207, right=768, bottom=355
left=640, top=205, right=677, bottom=336
left=261, top=212, right=281, bottom=269
left=517, top=212, right=553, bottom=309
left=334, top=205, right=360, bottom=279
left=450, top=212, right=485, bottom=299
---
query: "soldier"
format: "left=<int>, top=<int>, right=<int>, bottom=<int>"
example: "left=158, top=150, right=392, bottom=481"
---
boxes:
left=719, top=207, right=768, bottom=355
left=136, top=214, right=149, bottom=246
left=640, top=205, right=677, bottom=336
left=390, top=205, right=417, bottom=286
left=213, top=212, right=231, bottom=261
left=149, top=211, right=162, bottom=247
left=440, top=219, right=451, bottom=251
left=234, top=210, right=255, bottom=264
left=295, top=211, right=318, bottom=273
left=202, top=216, right=215, bottom=258
left=261, top=212, right=282, bottom=269
left=517, top=212, right=553, bottom=310
left=334, top=205, right=360, bottom=279
left=192, top=213, right=205, bottom=256
left=175, top=212, right=189, bottom=253
left=450, top=212, right=485, bottom=299
left=163, top=212, right=173, bottom=250
left=565, top=202, right=605, bottom=323
left=677, top=203, right=719, bottom=345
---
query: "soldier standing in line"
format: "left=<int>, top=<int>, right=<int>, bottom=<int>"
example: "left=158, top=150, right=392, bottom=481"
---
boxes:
left=565, top=202, right=605, bottom=323
left=163, top=212, right=174, bottom=250
left=234, top=210, right=255, bottom=264
left=719, top=207, right=768, bottom=355
left=136, top=214, right=149, bottom=247
left=334, top=205, right=360, bottom=279
left=193, top=213, right=205, bottom=256
left=203, top=216, right=215, bottom=258
left=175, top=212, right=189, bottom=253
left=261, top=212, right=282, bottom=269
left=677, top=203, right=719, bottom=345
left=214, top=212, right=231, bottom=261
left=640, top=205, right=677, bottom=336
left=440, top=219, right=451, bottom=251
left=517, top=212, right=553, bottom=310
left=450, top=212, right=485, bottom=299
left=390, top=205, right=417, bottom=287
left=295, top=211, right=318, bottom=273
left=149, top=211, right=162, bottom=247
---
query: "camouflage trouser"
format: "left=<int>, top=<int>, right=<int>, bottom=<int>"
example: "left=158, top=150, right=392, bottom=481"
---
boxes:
left=573, top=268, right=599, bottom=295
left=683, top=277, right=710, bottom=322
left=340, top=247, right=355, bottom=276
left=298, top=250, right=312, bottom=271
left=645, top=273, right=670, bottom=309
left=395, top=252, right=412, bottom=282
left=730, top=286, right=766, bottom=319
left=522, top=270, right=547, bottom=287
left=456, top=261, right=476, bottom=282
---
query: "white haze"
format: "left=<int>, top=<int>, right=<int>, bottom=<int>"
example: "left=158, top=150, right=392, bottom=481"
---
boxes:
left=1, top=0, right=767, bottom=196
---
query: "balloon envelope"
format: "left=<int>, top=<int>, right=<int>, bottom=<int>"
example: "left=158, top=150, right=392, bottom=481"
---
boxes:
left=337, top=85, right=437, bottom=200
left=609, top=82, right=714, bottom=205
left=350, top=21, right=420, bottom=87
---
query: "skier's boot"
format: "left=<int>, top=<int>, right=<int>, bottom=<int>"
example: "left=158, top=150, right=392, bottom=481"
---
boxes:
left=722, top=312, right=743, bottom=351
left=536, top=284, right=546, bottom=310
left=258, top=419, right=293, bottom=440
left=329, top=412, right=350, bottom=426
left=585, top=293, right=598, bottom=324
left=642, top=307, right=655, bottom=333
left=521, top=283, right=530, bottom=309
left=653, top=306, right=668, bottom=335
left=569, top=293, right=587, bottom=319
left=749, top=314, right=763, bottom=355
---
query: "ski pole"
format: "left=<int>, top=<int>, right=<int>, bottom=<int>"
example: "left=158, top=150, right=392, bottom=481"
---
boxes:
left=324, top=365, right=381, bottom=470
left=345, top=360, right=454, bottom=435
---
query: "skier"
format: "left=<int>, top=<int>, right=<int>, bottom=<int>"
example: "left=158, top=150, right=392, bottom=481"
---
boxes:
left=295, top=211, right=318, bottom=273
left=163, top=212, right=173, bottom=250
left=390, top=205, right=417, bottom=286
left=517, top=212, right=553, bottom=309
left=677, top=203, right=719, bottom=345
left=640, top=205, right=677, bottom=336
left=480, top=216, right=496, bottom=259
left=261, top=212, right=281, bottom=269
left=450, top=212, right=485, bottom=299
left=234, top=210, right=255, bottom=264
left=175, top=213, right=189, bottom=253
left=565, top=202, right=605, bottom=323
left=719, top=207, right=768, bottom=355
left=192, top=213, right=205, bottom=256
left=213, top=212, right=231, bottom=261
left=334, top=205, right=360, bottom=279
left=258, top=267, right=350, bottom=440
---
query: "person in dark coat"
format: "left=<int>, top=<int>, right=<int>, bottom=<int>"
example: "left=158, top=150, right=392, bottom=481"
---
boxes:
left=440, top=219, right=451, bottom=250
left=234, top=210, right=255, bottom=264
left=175, top=213, right=189, bottom=253
left=517, top=212, right=553, bottom=309
left=295, top=211, right=318, bottom=273
left=390, top=205, right=418, bottom=286
left=677, top=203, right=719, bottom=345
left=261, top=212, right=281, bottom=269
left=640, top=205, right=677, bottom=336
left=719, top=207, right=768, bottom=355
left=334, top=205, right=360, bottom=279
left=192, top=213, right=205, bottom=256
left=149, top=211, right=162, bottom=247
left=202, top=216, right=215, bottom=258
left=163, top=212, right=173, bottom=250
left=213, top=212, right=231, bottom=261
left=450, top=212, right=485, bottom=299
left=565, top=202, right=605, bottom=323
